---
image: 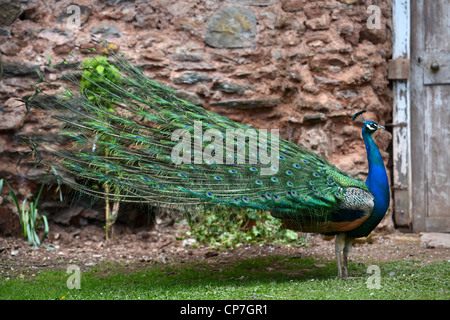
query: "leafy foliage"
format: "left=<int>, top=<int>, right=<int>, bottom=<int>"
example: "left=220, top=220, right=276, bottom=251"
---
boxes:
left=80, top=56, right=121, bottom=111
left=185, top=206, right=306, bottom=248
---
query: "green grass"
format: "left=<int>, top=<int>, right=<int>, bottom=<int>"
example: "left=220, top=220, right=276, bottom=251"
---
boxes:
left=1, top=257, right=448, bottom=300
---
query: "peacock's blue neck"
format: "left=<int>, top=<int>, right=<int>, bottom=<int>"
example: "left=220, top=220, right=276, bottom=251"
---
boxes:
left=347, top=126, right=390, bottom=238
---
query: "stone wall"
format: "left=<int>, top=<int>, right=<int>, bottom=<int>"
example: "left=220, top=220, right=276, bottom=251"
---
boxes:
left=0, top=0, right=394, bottom=233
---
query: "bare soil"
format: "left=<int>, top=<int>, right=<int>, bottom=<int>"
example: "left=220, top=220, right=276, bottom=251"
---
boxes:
left=1, top=221, right=449, bottom=278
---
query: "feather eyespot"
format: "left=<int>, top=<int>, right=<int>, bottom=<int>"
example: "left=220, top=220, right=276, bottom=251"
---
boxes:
left=285, top=170, right=293, bottom=176
left=286, top=181, right=293, bottom=187
left=293, top=163, right=300, bottom=169
left=271, top=177, right=278, bottom=182
left=255, top=180, right=262, bottom=185
left=242, top=196, right=249, bottom=202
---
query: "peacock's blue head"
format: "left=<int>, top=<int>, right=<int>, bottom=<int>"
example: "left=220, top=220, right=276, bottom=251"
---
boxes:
left=362, top=121, right=384, bottom=135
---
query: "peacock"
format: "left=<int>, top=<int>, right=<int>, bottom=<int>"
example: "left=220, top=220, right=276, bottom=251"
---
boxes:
left=24, top=48, right=390, bottom=278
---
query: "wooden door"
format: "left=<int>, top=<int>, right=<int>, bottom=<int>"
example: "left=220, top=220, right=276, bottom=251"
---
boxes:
left=411, top=0, right=450, bottom=232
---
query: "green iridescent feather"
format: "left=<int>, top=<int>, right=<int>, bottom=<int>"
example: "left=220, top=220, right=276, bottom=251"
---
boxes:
left=26, top=51, right=370, bottom=231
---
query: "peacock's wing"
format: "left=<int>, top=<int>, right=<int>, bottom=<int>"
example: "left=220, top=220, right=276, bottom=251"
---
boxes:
left=28, top=53, right=373, bottom=230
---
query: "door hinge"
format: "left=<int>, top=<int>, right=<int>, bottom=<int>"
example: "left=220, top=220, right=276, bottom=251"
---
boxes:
left=388, top=58, right=410, bottom=80
left=384, top=122, right=407, bottom=127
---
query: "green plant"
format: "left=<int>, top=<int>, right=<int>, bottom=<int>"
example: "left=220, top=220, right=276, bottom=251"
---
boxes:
left=0, top=178, right=49, bottom=248
left=80, top=55, right=122, bottom=240
left=80, top=55, right=121, bottom=111
left=185, top=206, right=305, bottom=249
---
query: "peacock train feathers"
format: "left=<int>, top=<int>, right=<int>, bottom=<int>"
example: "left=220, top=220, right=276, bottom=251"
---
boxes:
left=24, top=47, right=390, bottom=278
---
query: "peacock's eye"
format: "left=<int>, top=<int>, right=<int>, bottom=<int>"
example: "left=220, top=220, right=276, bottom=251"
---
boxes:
left=366, top=123, right=377, bottom=131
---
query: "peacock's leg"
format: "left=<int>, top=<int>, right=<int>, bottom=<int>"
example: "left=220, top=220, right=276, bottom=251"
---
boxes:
left=335, top=233, right=346, bottom=278
left=342, top=237, right=354, bottom=278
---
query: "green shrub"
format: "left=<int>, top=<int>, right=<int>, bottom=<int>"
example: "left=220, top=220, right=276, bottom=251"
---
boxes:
left=185, top=206, right=306, bottom=249
left=80, top=56, right=121, bottom=111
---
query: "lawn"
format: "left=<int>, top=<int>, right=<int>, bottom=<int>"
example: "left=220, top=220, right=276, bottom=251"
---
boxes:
left=1, top=255, right=448, bottom=300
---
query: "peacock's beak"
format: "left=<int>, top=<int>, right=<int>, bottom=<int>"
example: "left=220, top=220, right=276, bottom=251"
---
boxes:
left=377, top=124, right=385, bottom=130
